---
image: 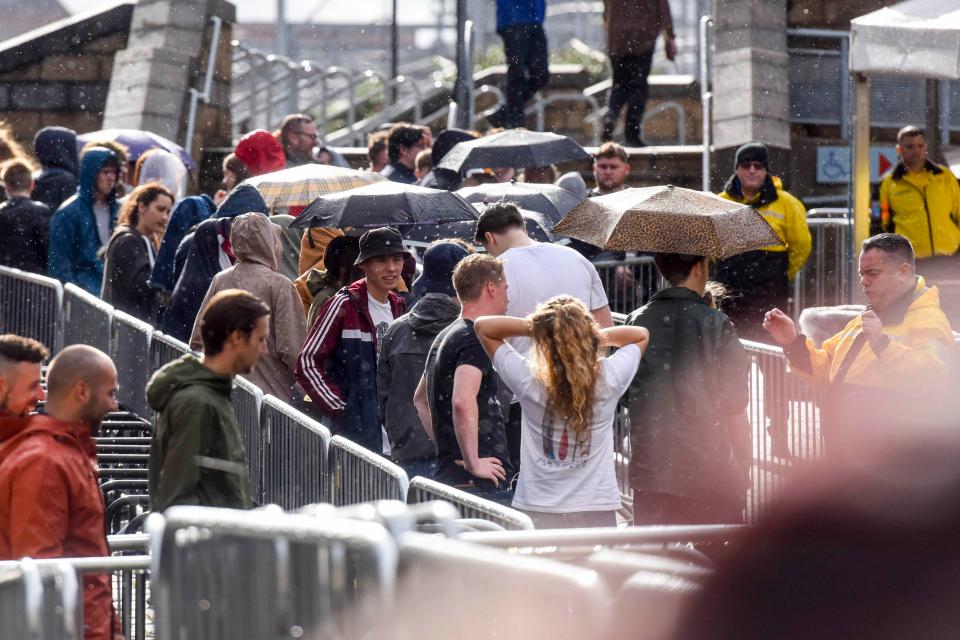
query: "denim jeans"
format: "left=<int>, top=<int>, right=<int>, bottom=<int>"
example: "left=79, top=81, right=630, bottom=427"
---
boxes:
left=399, top=458, right=437, bottom=480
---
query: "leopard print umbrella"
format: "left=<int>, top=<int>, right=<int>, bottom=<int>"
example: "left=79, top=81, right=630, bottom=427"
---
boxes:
left=552, top=185, right=783, bottom=259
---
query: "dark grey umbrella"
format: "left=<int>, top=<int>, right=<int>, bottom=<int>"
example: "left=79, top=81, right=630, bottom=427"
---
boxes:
left=457, top=182, right=584, bottom=224
left=290, top=181, right=478, bottom=230
left=437, top=129, right=592, bottom=173
left=403, top=204, right=560, bottom=244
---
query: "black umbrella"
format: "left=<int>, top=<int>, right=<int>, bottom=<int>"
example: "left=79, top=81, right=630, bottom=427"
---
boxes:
left=290, top=181, right=478, bottom=230
left=436, top=129, right=592, bottom=173
left=403, top=204, right=560, bottom=244
left=457, top=182, right=584, bottom=224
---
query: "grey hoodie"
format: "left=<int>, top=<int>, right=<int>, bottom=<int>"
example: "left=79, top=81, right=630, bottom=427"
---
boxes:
left=189, top=212, right=307, bottom=401
left=377, top=293, right=460, bottom=463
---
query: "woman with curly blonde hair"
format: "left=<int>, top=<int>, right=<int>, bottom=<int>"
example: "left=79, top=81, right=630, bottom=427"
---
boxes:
left=475, top=295, right=648, bottom=528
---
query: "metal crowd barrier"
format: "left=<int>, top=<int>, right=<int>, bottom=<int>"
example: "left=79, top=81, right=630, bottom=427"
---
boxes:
left=111, top=311, right=154, bottom=417
left=148, top=331, right=194, bottom=378
left=741, top=339, right=823, bottom=522
left=0, top=266, right=63, bottom=354
left=406, top=476, right=533, bottom=531
left=148, top=506, right=397, bottom=640
left=260, top=395, right=332, bottom=509
left=395, top=533, right=611, bottom=640
left=593, top=255, right=660, bottom=316
left=231, top=375, right=264, bottom=502
left=62, top=283, right=113, bottom=354
left=0, top=558, right=80, bottom=640
left=329, top=435, right=410, bottom=506
left=794, top=216, right=853, bottom=315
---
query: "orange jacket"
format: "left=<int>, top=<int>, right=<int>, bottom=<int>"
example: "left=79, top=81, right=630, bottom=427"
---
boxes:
left=0, top=414, right=121, bottom=640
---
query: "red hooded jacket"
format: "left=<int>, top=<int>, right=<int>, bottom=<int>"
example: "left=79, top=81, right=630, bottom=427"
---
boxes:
left=0, top=413, right=121, bottom=640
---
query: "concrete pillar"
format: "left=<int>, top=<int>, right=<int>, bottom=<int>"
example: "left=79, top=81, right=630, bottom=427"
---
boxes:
left=710, top=0, right=791, bottom=188
left=101, top=0, right=235, bottom=149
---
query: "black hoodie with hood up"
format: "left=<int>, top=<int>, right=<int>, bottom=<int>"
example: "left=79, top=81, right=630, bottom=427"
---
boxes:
left=31, top=126, right=78, bottom=212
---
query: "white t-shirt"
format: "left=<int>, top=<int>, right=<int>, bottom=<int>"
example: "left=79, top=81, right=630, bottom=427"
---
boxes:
left=500, top=243, right=609, bottom=355
left=93, top=202, right=112, bottom=246
left=493, top=342, right=642, bottom=513
left=367, top=292, right=395, bottom=347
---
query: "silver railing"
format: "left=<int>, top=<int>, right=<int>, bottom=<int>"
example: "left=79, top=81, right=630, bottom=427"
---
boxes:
left=0, top=558, right=80, bottom=640
left=406, top=476, right=534, bottom=531
left=231, top=375, right=264, bottom=502
left=329, top=435, right=410, bottom=506
left=62, top=283, right=113, bottom=354
left=0, top=265, right=63, bottom=353
left=111, top=311, right=154, bottom=417
left=260, top=395, right=332, bottom=509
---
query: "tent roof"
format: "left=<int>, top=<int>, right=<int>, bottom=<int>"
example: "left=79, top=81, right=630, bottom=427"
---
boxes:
left=850, top=0, right=960, bottom=79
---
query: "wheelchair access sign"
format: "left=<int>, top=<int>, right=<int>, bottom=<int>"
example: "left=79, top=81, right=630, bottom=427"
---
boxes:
left=816, top=146, right=898, bottom=184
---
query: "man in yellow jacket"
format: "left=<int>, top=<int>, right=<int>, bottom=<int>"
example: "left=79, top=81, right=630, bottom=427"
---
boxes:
left=718, top=143, right=811, bottom=457
left=877, top=126, right=960, bottom=267
left=763, top=233, right=955, bottom=456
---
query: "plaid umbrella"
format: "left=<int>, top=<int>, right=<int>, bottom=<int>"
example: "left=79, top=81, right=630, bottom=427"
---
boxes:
left=244, top=164, right=385, bottom=210
left=553, top=185, right=783, bottom=258
left=76, top=128, right=196, bottom=169
left=437, top=129, right=592, bottom=172
left=290, top=181, right=478, bottom=230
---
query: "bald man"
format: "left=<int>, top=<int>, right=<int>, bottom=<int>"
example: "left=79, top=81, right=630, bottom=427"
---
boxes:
left=0, top=345, right=123, bottom=640
left=0, top=334, right=47, bottom=419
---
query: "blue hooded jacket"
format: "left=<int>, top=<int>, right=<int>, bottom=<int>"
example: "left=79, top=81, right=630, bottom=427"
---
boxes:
left=31, top=126, right=79, bottom=212
left=159, top=217, right=235, bottom=343
left=496, top=0, right=545, bottom=31
left=149, top=193, right=217, bottom=293
left=47, top=147, right=120, bottom=295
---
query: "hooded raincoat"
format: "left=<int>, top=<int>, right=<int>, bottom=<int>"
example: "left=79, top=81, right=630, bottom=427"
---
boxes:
left=31, top=126, right=78, bottom=212
left=47, top=147, right=120, bottom=295
left=0, top=414, right=122, bottom=640
left=377, top=293, right=460, bottom=463
left=189, top=213, right=307, bottom=401
left=147, top=355, right=252, bottom=512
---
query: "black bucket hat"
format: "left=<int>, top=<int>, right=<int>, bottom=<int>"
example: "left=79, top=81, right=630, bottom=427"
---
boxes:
left=354, top=227, right=411, bottom=266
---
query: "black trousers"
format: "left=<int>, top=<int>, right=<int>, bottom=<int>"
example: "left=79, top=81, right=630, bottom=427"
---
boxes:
left=605, top=51, right=656, bottom=145
left=499, top=23, right=550, bottom=128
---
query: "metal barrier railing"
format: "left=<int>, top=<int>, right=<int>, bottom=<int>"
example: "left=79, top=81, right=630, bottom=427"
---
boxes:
left=460, top=523, right=744, bottom=549
left=62, top=283, right=113, bottom=355
left=260, top=395, right=332, bottom=510
left=0, top=266, right=63, bottom=354
left=0, top=558, right=80, bottom=640
left=111, top=311, right=153, bottom=418
left=148, top=506, right=397, bottom=640
left=406, top=476, right=534, bottom=531
left=148, top=331, right=194, bottom=378
left=593, top=255, right=660, bottom=316
left=329, top=435, right=410, bottom=506
left=396, top=532, right=611, bottom=640
left=231, top=375, right=264, bottom=502
left=794, top=216, right=853, bottom=314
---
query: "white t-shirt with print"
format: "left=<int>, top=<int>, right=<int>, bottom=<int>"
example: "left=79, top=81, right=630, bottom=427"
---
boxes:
left=367, top=292, right=394, bottom=347
left=493, top=342, right=641, bottom=513
left=500, top=242, right=609, bottom=355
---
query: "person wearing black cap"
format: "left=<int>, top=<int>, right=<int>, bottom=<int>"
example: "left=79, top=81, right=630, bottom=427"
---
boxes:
left=296, top=227, right=409, bottom=454
left=717, top=142, right=811, bottom=457
left=377, top=241, right=470, bottom=478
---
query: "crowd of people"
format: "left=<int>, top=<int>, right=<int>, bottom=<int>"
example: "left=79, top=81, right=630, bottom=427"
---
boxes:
left=0, top=93, right=958, bottom=640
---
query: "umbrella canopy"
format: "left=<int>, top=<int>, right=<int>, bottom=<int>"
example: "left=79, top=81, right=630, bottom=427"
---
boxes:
left=244, top=164, right=385, bottom=209
left=457, top=182, right=584, bottom=224
left=76, top=128, right=195, bottom=169
left=290, top=181, right=478, bottom=230
left=553, top=185, right=783, bottom=259
left=437, top=129, right=592, bottom=173
left=403, top=204, right=559, bottom=244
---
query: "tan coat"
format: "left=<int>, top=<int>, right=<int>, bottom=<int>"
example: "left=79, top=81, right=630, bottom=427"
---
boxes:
left=190, top=213, right=307, bottom=400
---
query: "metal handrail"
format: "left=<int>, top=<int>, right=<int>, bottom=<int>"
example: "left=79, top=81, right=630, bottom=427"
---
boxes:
left=527, top=92, right=603, bottom=144
left=641, top=100, right=688, bottom=145
left=184, top=16, right=223, bottom=154
left=699, top=14, right=713, bottom=191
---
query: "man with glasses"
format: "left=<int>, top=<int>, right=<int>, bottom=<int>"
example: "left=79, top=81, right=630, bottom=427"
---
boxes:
left=716, top=142, right=811, bottom=458
left=280, top=113, right=319, bottom=167
left=381, top=123, right=431, bottom=184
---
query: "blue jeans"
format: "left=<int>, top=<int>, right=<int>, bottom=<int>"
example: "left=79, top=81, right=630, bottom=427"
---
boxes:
left=399, top=458, right=437, bottom=480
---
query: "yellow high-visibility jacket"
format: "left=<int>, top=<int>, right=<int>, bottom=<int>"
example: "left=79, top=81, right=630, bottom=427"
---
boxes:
left=786, top=277, right=954, bottom=391
left=878, top=161, right=960, bottom=259
left=719, top=175, right=812, bottom=280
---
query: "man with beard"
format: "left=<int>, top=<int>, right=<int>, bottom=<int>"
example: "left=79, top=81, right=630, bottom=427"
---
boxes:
left=0, top=344, right=123, bottom=640
left=148, top=289, right=270, bottom=512
left=0, top=334, right=47, bottom=420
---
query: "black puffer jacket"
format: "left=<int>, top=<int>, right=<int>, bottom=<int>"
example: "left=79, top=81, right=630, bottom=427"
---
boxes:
left=625, top=287, right=750, bottom=508
left=377, top=293, right=460, bottom=463
left=31, top=126, right=78, bottom=212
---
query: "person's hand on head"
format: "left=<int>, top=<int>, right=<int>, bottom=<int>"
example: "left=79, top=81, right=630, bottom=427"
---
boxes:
left=762, top=308, right=798, bottom=345
left=456, top=457, right=506, bottom=487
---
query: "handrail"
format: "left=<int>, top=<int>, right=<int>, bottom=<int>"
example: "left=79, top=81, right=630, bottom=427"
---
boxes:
left=527, top=92, right=603, bottom=143
left=699, top=14, right=713, bottom=191
left=184, top=16, right=223, bottom=154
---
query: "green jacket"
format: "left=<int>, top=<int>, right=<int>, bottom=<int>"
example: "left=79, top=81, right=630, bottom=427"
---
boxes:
left=147, top=355, right=252, bottom=512
left=626, top=287, right=749, bottom=505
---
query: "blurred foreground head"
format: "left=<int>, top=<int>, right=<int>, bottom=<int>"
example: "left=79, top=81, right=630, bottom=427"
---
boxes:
left=674, top=434, right=960, bottom=640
